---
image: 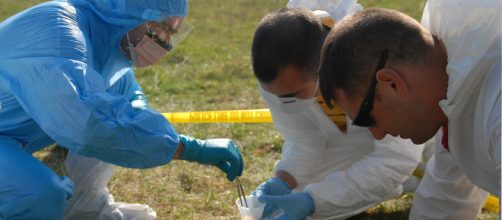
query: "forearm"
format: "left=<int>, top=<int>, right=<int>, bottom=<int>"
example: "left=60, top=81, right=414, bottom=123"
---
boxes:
left=273, top=138, right=326, bottom=191
left=306, top=137, right=423, bottom=218
left=305, top=170, right=393, bottom=219
left=174, top=141, right=184, bottom=159
left=2, top=59, right=181, bottom=168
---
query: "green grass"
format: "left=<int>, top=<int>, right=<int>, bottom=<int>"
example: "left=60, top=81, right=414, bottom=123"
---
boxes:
left=3, top=0, right=498, bottom=219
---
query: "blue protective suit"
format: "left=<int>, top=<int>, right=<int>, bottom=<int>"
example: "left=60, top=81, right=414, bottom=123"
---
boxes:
left=0, top=0, right=186, bottom=219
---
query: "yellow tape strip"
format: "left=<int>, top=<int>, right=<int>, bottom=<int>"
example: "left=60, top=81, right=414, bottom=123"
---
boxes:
left=162, top=109, right=272, bottom=123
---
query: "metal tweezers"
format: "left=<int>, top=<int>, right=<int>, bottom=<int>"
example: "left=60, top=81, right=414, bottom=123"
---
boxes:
left=236, top=177, right=248, bottom=207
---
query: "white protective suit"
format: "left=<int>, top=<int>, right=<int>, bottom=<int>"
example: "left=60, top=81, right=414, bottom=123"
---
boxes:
left=261, top=86, right=425, bottom=219
left=64, top=153, right=156, bottom=220
left=410, top=0, right=501, bottom=219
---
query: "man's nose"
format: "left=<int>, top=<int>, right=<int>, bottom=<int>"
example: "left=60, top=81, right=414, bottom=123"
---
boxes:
left=368, top=127, right=386, bottom=140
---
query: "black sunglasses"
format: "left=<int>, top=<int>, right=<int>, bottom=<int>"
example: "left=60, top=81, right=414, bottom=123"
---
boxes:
left=352, top=50, right=389, bottom=127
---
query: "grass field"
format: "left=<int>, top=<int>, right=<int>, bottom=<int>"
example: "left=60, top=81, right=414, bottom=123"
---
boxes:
left=2, top=0, right=498, bottom=219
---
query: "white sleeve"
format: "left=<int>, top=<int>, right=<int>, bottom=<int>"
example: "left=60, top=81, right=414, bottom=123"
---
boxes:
left=305, top=136, right=424, bottom=219
left=260, top=87, right=328, bottom=190
left=410, top=135, right=489, bottom=220
left=490, top=119, right=501, bottom=197
left=487, top=66, right=501, bottom=197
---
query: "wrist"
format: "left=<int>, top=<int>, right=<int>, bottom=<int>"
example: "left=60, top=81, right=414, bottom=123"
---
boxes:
left=275, top=170, right=297, bottom=189
left=174, top=141, right=184, bottom=159
left=177, top=135, right=203, bottom=161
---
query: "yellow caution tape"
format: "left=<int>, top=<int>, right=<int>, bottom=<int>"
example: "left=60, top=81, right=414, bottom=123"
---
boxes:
left=162, top=109, right=272, bottom=123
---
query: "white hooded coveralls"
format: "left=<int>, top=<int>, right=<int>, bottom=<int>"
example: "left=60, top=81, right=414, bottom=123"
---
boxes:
left=410, top=0, right=501, bottom=219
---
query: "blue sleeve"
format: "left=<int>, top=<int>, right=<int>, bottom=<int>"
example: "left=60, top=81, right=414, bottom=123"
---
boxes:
left=108, top=70, right=143, bottom=99
left=0, top=3, right=179, bottom=169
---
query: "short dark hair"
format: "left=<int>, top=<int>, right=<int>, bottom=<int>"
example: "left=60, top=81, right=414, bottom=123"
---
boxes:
left=252, top=8, right=328, bottom=83
left=319, top=8, right=436, bottom=105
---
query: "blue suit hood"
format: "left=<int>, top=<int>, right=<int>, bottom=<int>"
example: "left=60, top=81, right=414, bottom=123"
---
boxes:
left=1, top=0, right=187, bottom=86
left=67, top=0, right=188, bottom=83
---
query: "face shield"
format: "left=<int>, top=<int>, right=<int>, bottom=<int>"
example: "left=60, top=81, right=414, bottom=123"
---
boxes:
left=121, top=16, right=193, bottom=67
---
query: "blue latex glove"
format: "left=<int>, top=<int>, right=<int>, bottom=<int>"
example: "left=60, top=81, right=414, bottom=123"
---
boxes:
left=252, top=177, right=292, bottom=216
left=258, top=192, right=315, bottom=220
left=252, top=177, right=292, bottom=197
left=178, top=135, right=244, bottom=181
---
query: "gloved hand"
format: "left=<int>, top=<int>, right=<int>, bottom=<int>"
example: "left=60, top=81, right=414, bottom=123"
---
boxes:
left=252, top=177, right=292, bottom=197
left=252, top=177, right=292, bottom=216
left=178, top=135, right=244, bottom=181
left=258, top=192, right=315, bottom=220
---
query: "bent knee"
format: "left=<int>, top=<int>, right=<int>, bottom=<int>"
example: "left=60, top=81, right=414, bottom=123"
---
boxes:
left=0, top=176, right=74, bottom=219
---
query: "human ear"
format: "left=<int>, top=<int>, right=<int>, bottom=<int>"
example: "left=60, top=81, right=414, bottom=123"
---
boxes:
left=375, top=68, right=409, bottom=97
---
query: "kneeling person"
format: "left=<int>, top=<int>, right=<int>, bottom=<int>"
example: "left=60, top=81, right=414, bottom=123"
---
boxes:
left=250, top=7, right=428, bottom=219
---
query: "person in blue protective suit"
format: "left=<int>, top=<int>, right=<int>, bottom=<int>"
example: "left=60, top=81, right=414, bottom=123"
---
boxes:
left=0, top=0, right=244, bottom=219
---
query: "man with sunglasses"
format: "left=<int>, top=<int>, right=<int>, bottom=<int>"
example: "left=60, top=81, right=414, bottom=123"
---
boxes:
left=319, top=4, right=500, bottom=219
left=249, top=3, right=429, bottom=219
left=0, top=0, right=244, bottom=219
